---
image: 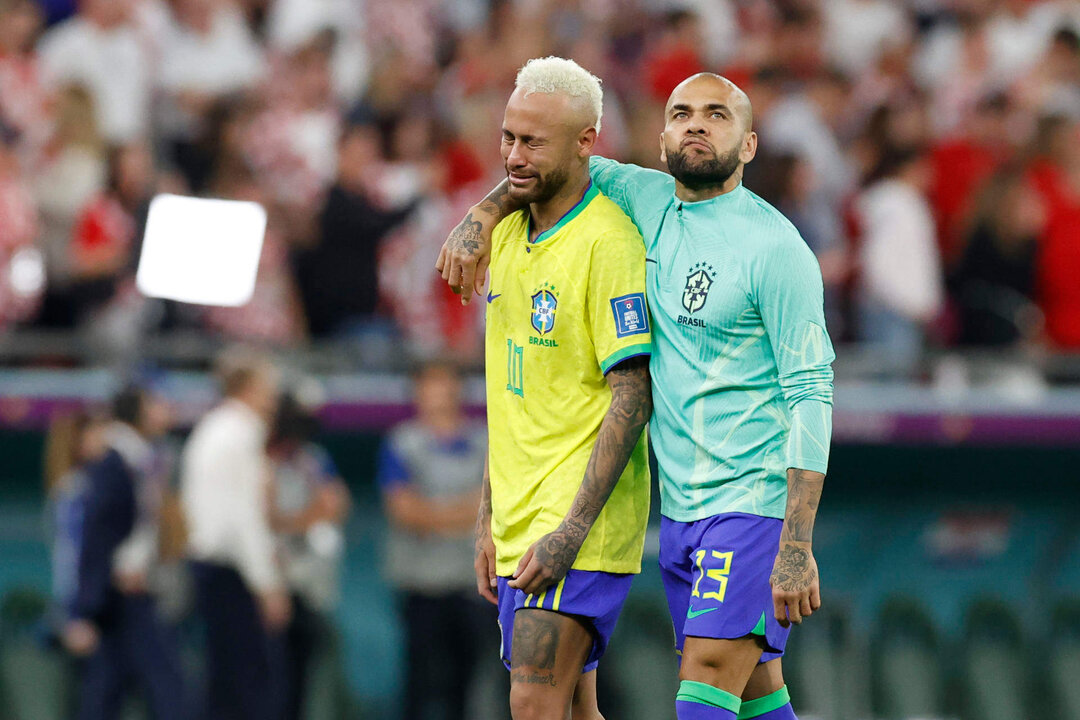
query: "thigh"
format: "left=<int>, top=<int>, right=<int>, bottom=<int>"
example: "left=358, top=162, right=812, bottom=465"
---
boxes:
left=743, top=658, right=785, bottom=701
left=684, top=514, right=790, bottom=658
left=680, top=635, right=763, bottom=696
left=510, top=608, right=592, bottom=700
left=570, top=670, right=601, bottom=720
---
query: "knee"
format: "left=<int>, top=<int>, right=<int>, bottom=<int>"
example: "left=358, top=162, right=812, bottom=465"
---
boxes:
left=679, top=648, right=730, bottom=680
left=510, top=683, right=564, bottom=720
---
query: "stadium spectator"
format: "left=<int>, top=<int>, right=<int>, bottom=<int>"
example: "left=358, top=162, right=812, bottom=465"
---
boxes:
left=67, top=143, right=153, bottom=318
left=0, top=128, right=45, bottom=331
left=44, top=409, right=109, bottom=639
left=245, top=31, right=341, bottom=211
left=294, top=122, right=415, bottom=340
left=201, top=162, right=307, bottom=345
left=63, top=384, right=187, bottom=720
left=181, top=348, right=289, bottom=720
left=643, top=9, right=706, bottom=103
left=950, top=166, right=1045, bottom=347
left=266, top=390, right=351, bottom=720
left=822, top=0, right=911, bottom=78
left=1030, top=116, right=1080, bottom=349
left=38, top=0, right=153, bottom=144
left=157, top=0, right=265, bottom=191
left=33, top=85, right=106, bottom=326
left=853, top=145, right=944, bottom=372
left=1022, top=26, right=1080, bottom=119
left=63, top=141, right=160, bottom=361
left=928, top=92, right=1016, bottom=266
left=377, top=360, right=501, bottom=720
left=0, top=0, right=51, bottom=168
left=264, top=0, right=369, bottom=104
left=0, top=0, right=1077, bottom=367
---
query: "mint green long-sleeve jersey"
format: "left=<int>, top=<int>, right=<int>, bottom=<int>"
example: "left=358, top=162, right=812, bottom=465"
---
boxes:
left=590, top=156, right=835, bottom=522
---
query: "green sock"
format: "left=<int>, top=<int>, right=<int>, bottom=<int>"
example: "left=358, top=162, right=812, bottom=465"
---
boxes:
left=676, top=680, right=741, bottom=718
left=737, top=685, right=792, bottom=719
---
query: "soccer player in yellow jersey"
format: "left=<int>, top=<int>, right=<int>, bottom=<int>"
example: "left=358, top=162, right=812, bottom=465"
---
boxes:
left=473, top=57, right=653, bottom=720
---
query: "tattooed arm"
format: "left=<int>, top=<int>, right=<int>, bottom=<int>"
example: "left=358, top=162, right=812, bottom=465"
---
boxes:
left=509, top=357, right=652, bottom=594
left=474, top=457, right=498, bottom=605
left=770, top=467, right=825, bottom=627
left=435, top=180, right=518, bottom=305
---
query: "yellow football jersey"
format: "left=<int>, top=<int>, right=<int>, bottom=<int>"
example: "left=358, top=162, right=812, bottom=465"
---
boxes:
left=485, top=183, right=652, bottom=577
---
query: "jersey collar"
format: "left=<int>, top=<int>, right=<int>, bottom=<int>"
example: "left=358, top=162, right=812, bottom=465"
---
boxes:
left=528, top=182, right=600, bottom=244
left=674, top=183, right=745, bottom=212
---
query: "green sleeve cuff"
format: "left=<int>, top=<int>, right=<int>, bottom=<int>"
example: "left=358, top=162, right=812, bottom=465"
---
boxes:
left=600, top=344, right=651, bottom=374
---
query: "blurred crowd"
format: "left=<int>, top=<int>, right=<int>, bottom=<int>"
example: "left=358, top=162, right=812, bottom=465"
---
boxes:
left=44, top=349, right=355, bottom=718
left=1, top=0, right=1079, bottom=368
left=41, top=348, right=508, bottom=719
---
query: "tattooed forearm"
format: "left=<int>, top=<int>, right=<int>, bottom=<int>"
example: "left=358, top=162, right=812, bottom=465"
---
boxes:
left=780, top=468, right=824, bottom=544
left=475, top=464, right=492, bottom=553
left=475, top=179, right=519, bottom=218
left=533, top=357, right=652, bottom=578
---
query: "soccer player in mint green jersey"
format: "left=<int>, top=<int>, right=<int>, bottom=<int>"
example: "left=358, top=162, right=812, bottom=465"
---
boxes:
left=438, top=72, right=834, bottom=720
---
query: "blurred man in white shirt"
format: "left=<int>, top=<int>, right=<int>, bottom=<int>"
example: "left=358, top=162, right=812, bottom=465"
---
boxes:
left=855, top=146, right=944, bottom=374
left=181, top=348, right=289, bottom=720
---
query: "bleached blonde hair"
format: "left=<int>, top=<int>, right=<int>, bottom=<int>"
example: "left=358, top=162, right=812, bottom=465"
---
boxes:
left=515, top=56, right=604, bottom=133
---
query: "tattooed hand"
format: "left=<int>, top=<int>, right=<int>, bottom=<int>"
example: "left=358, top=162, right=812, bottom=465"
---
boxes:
left=769, top=541, right=821, bottom=627
left=508, top=525, right=583, bottom=595
left=435, top=181, right=517, bottom=305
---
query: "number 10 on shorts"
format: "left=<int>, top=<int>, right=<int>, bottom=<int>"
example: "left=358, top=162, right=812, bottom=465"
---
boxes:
left=692, top=550, right=733, bottom=602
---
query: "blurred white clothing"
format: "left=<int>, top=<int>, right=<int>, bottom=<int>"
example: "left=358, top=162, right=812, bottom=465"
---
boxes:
left=181, top=399, right=282, bottom=593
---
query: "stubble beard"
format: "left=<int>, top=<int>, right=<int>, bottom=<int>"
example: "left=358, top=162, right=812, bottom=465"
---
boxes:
left=666, top=141, right=742, bottom=192
left=507, top=165, right=572, bottom=206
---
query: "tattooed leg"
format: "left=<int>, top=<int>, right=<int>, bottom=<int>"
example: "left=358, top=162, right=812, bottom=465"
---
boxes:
left=509, top=609, right=593, bottom=720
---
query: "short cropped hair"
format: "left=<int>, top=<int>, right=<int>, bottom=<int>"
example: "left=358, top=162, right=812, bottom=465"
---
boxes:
left=515, top=56, right=603, bottom=133
left=214, top=346, right=274, bottom=398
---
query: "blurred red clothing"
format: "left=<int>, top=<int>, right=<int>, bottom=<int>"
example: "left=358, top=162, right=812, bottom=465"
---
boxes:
left=929, top=139, right=1003, bottom=265
left=1030, top=161, right=1080, bottom=349
left=644, top=47, right=703, bottom=103
left=439, top=140, right=484, bottom=194
left=71, top=194, right=134, bottom=278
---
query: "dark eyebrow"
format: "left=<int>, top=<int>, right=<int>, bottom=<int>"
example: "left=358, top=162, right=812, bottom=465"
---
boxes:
left=668, top=103, right=733, bottom=115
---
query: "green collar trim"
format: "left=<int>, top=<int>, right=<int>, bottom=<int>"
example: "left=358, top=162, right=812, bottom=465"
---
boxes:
left=529, top=182, right=599, bottom=244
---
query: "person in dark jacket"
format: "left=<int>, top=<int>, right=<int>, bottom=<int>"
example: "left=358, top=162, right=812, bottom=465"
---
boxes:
left=63, top=384, right=186, bottom=720
left=294, top=122, right=416, bottom=338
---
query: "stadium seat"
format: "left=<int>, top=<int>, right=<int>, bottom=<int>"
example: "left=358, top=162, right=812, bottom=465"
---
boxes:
left=870, top=597, right=945, bottom=719
left=1048, top=599, right=1080, bottom=719
left=958, top=599, right=1026, bottom=720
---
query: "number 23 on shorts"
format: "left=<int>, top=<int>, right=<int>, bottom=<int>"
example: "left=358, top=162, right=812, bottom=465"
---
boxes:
left=692, top=550, right=733, bottom=603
